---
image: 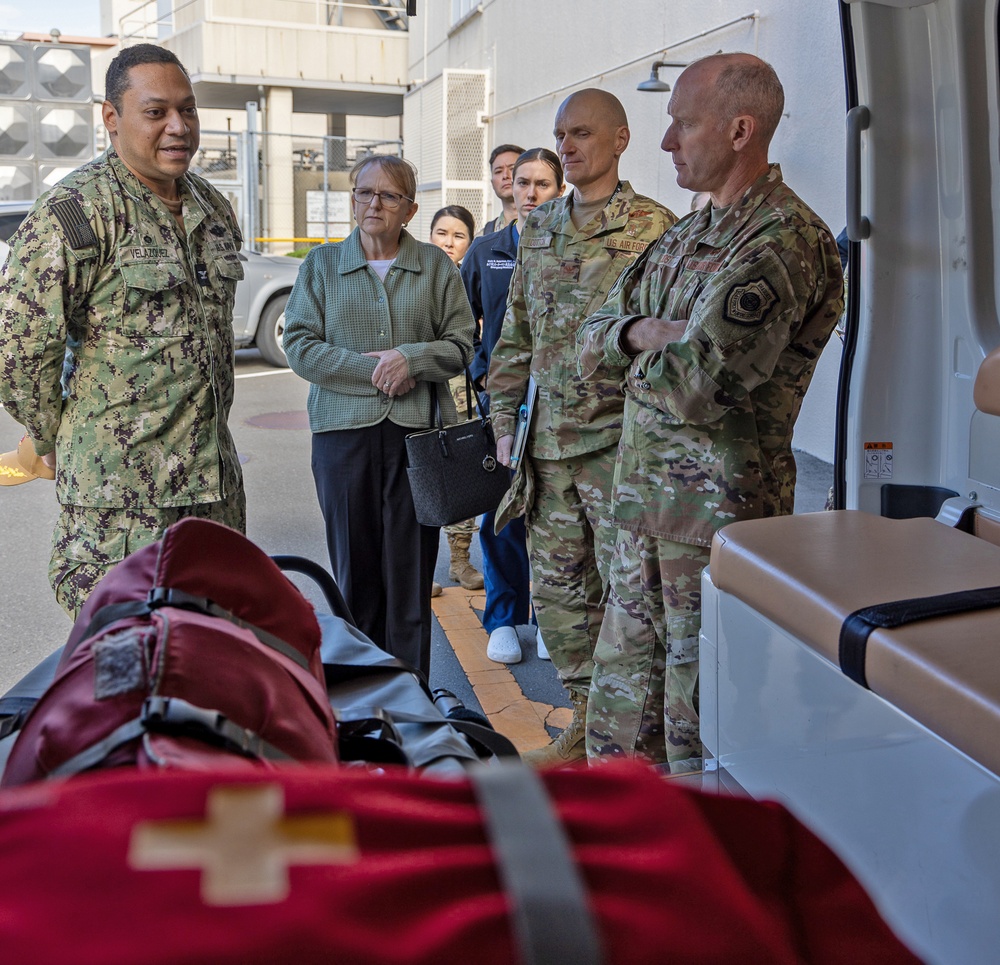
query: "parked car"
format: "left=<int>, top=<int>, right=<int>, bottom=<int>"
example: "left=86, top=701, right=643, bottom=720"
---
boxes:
left=0, top=199, right=30, bottom=266
left=0, top=199, right=300, bottom=368
left=231, top=249, right=302, bottom=367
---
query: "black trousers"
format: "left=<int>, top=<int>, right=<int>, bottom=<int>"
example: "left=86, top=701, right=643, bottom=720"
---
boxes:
left=312, top=420, right=439, bottom=680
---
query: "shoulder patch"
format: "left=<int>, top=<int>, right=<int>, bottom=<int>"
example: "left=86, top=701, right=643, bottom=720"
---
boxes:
left=49, top=198, right=97, bottom=250
left=723, top=277, right=779, bottom=326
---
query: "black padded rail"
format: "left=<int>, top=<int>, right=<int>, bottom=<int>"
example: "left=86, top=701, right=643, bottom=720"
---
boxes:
left=839, top=585, right=1000, bottom=688
left=272, top=554, right=355, bottom=625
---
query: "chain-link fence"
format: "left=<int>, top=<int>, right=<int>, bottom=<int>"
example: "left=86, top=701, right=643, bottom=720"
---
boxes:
left=192, top=129, right=402, bottom=253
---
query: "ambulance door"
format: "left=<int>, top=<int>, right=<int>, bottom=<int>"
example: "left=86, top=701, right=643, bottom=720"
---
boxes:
left=837, top=0, right=1000, bottom=517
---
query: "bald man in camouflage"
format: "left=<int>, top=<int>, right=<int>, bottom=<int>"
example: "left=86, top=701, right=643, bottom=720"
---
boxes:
left=578, top=54, right=844, bottom=768
left=489, top=89, right=675, bottom=766
left=0, top=44, right=245, bottom=617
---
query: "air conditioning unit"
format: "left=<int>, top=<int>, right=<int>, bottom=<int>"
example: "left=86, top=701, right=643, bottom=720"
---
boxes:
left=403, top=68, right=489, bottom=240
left=0, top=41, right=95, bottom=200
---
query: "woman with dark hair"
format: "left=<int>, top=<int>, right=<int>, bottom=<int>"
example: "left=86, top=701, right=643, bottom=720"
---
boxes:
left=430, top=205, right=475, bottom=266
left=427, top=204, right=485, bottom=595
left=284, top=155, right=475, bottom=680
left=461, top=148, right=564, bottom=664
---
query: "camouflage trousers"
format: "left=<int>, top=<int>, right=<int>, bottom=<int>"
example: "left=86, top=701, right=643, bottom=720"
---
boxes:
left=49, top=494, right=247, bottom=619
left=443, top=517, right=478, bottom=537
left=447, top=371, right=478, bottom=421
left=527, top=445, right=618, bottom=698
left=587, top=531, right=710, bottom=766
left=444, top=372, right=479, bottom=538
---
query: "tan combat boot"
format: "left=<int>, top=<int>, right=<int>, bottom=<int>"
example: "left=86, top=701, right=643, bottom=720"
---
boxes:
left=447, top=530, right=484, bottom=590
left=521, top=691, right=588, bottom=768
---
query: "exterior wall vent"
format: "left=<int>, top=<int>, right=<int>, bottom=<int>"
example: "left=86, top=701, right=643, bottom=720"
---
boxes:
left=404, top=68, right=489, bottom=240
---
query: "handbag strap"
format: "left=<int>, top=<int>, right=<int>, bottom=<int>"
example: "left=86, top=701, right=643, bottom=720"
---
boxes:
left=427, top=382, right=444, bottom=430
left=462, top=370, right=476, bottom=420
left=428, top=371, right=479, bottom=428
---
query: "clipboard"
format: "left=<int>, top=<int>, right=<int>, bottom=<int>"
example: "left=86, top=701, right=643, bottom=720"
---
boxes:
left=509, top=376, right=537, bottom=470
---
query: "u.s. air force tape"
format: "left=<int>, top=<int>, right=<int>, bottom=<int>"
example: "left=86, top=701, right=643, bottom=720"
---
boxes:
left=723, top=277, right=779, bottom=326
left=49, top=198, right=98, bottom=250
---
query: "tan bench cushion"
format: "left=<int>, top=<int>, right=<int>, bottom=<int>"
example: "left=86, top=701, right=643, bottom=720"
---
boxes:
left=974, top=346, right=1000, bottom=416
left=711, top=510, right=1000, bottom=777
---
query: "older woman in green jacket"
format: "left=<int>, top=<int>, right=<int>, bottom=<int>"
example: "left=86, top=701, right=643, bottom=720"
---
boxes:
left=284, top=155, right=475, bottom=680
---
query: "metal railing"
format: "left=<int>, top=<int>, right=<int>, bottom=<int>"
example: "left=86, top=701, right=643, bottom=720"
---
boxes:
left=119, top=0, right=408, bottom=43
left=192, top=127, right=402, bottom=251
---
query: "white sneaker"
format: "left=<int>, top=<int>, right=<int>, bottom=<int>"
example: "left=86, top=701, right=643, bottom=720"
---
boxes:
left=536, top=628, right=550, bottom=660
left=487, top=626, right=521, bottom=664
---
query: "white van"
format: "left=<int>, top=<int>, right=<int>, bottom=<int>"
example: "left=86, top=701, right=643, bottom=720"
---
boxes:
left=699, top=3, right=1000, bottom=963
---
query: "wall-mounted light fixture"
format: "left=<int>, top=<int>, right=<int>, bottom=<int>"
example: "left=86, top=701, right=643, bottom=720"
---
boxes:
left=487, top=11, right=758, bottom=123
left=637, top=61, right=687, bottom=93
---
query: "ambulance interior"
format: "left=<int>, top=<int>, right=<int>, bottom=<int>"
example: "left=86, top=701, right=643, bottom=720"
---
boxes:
left=698, top=2, right=1000, bottom=963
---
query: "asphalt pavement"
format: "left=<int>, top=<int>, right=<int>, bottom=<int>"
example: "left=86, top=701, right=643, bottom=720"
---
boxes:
left=0, top=349, right=833, bottom=735
left=0, top=350, right=536, bottom=708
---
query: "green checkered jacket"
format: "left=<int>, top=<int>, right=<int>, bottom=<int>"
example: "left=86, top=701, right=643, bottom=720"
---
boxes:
left=284, top=228, right=475, bottom=432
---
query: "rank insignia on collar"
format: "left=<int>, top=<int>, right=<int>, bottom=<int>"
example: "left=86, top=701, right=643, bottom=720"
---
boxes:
left=723, top=277, right=779, bottom=325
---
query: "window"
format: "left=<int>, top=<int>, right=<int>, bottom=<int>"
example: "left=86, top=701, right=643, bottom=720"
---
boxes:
left=451, top=0, right=478, bottom=25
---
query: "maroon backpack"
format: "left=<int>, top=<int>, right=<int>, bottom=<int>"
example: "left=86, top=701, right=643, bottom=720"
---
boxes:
left=2, top=519, right=338, bottom=787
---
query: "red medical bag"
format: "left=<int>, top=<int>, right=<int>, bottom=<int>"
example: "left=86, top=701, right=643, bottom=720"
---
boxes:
left=0, top=762, right=921, bottom=964
left=1, top=518, right=337, bottom=786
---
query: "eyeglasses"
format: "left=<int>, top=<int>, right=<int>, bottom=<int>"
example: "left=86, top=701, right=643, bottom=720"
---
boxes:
left=352, top=188, right=413, bottom=209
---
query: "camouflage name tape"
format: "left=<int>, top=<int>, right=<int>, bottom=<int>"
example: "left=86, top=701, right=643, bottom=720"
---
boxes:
left=604, top=236, right=651, bottom=254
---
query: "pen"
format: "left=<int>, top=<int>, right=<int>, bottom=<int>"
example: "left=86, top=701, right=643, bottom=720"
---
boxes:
left=510, top=402, right=529, bottom=468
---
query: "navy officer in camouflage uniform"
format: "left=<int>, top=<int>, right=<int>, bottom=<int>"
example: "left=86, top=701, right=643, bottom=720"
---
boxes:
left=578, top=53, right=844, bottom=767
left=0, top=44, right=245, bottom=617
left=489, top=89, right=675, bottom=766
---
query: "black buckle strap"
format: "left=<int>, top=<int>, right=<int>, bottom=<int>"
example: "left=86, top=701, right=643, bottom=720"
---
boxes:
left=48, top=696, right=292, bottom=780
left=392, top=707, right=517, bottom=761
left=148, top=588, right=311, bottom=671
left=334, top=706, right=410, bottom=766
left=840, top=584, right=1000, bottom=688
left=142, top=696, right=292, bottom=761
left=78, top=587, right=310, bottom=672
left=48, top=717, right=147, bottom=778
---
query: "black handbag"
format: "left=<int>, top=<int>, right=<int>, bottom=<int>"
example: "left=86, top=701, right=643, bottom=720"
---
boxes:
left=405, top=376, right=511, bottom=527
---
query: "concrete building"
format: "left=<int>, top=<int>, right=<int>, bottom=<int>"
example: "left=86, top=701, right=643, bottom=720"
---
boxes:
left=403, top=0, right=846, bottom=462
left=4, top=2, right=845, bottom=458
left=94, top=0, right=409, bottom=250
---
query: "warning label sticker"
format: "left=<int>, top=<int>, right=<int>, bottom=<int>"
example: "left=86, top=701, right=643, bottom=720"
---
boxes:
left=864, top=442, right=893, bottom=479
